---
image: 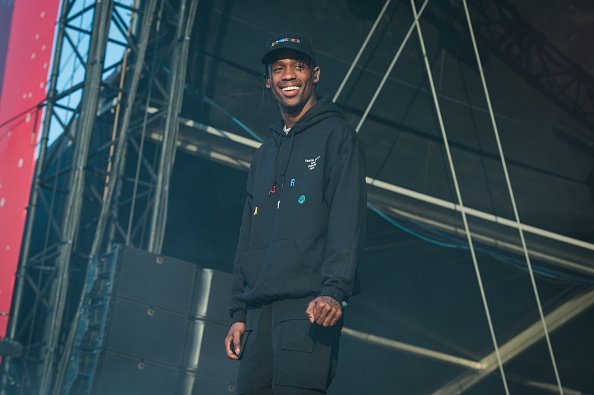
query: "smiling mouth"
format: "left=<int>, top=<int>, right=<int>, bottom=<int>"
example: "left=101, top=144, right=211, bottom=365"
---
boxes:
left=280, top=85, right=300, bottom=97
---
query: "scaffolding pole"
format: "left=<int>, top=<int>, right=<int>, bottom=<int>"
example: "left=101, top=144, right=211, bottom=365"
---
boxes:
left=37, top=1, right=113, bottom=393
left=148, top=0, right=200, bottom=254
left=50, top=2, right=160, bottom=393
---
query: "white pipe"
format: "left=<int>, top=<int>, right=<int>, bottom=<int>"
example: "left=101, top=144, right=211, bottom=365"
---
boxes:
left=461, top=1, right=564, bottom=390
left=410, top=0, right=509, bottom=391
left=342, top=327, right=484, bottom=370
left=175, top=118, right=594, bottom=255
left=333, top=0, right=392, bottom=103
left=356, top=0, right=431, bottom=132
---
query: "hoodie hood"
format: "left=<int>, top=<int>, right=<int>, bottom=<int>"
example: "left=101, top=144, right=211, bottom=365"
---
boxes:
left=268, top=97, right=345, bottom=191
left=269, top=96, right=344, bottom=137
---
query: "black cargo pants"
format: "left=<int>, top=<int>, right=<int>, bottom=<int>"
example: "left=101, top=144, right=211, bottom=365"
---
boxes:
left=236, top=297, right=341, bottom=395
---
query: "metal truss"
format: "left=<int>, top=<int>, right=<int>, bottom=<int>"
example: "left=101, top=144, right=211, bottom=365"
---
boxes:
left=0, top=0, right=202, bottom=393
left=427, top=0, right=594, bottom=132
left=148, top=0, right=200, bottom=253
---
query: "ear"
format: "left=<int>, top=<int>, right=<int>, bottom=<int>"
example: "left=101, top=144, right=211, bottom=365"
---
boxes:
left=265, top=77, right=271, bottom=89
left=312, top=66, right=320, bottom=84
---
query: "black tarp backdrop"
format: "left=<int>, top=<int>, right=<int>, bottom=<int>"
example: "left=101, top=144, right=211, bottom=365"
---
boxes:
left=154, top=0, right=594, bottom=393
left=182, top=0, right=594, bottom=240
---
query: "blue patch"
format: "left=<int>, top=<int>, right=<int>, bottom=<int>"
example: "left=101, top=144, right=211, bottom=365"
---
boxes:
left=298, top=195, right=306, bottom=204
left=290, top=178, right=295, bottom=187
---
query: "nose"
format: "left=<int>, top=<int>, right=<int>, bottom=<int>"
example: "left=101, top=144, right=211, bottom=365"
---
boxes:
left=281, top=67, right=296, bottom=81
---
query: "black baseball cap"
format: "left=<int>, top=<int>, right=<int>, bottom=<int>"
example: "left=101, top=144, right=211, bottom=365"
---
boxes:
left=261, top=31, right=316, bottom=65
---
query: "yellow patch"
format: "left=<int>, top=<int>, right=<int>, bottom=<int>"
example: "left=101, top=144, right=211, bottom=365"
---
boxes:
left=253, top=206, right=258, bottom=215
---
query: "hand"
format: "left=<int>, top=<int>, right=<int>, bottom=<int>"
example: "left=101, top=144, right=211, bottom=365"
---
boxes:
left=224, top=322, right=245, bottom=360
left=305, top=296, right=342, bottom=327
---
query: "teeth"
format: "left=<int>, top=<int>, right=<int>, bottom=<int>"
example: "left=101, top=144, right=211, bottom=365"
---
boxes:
left=282, top=86, right=299, bottom=91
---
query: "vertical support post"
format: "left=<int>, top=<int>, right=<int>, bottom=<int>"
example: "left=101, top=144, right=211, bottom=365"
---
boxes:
left=148, top=0, right=200, bottom=253
left=90, top=0, right=159, bottom=257
left=37, top=1, right=113, bottom=393
left=49, top=2, right=160, bottom=393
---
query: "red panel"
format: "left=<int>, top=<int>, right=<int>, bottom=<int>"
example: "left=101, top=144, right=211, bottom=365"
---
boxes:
left=0, top=0, right=61, bottom=339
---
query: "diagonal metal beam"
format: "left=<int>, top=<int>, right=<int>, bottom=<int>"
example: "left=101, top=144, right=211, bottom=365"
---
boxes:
left=342, top=327, right=483, bottom=370
left=432, top=290, right=594, bottom=395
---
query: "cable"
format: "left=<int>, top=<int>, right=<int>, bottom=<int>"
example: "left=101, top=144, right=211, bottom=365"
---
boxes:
left=202, top=95, right=264, bottom=143
left=409, top=0, right=510, bottom=392
left=370, top=200, right=594, bottom=285
left=356, top=0, right=431, bottom=133
left=461, top=2, right=565, bottom=391
left=408, top=214, right=594, bottom=285
left=333, top=0, right=392, bottom=103
left=0, top=100, right=46, bottom=130
left=368, top=202, right=463, bottom=249
left=182, top=85, right=264, bottom=143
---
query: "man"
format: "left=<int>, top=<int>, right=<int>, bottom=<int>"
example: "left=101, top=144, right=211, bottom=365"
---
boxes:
left=225, top=31, right=367, bottom=395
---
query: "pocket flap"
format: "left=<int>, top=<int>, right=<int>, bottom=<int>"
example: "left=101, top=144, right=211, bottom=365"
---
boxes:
left=273, top=296, right=315, bottom=322
left=280, top=319, right=314, bottom=353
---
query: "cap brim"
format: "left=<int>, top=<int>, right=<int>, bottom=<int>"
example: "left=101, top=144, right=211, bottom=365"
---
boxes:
left=261, top=47, right=314, bottom=64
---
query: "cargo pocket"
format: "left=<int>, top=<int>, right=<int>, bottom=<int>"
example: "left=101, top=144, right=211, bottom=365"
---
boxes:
left=281, top=319, right=314, bottom=353
left=236, top=309, right=257, bottom=393
left=235, top=329, right=253, bottom=393
left=274, top=319, right=330, bottom=390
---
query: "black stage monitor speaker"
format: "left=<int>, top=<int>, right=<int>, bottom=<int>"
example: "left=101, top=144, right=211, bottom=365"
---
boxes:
left=82, top=246, right=238, bottom=395
left=92, top=351, right=237, bottom=395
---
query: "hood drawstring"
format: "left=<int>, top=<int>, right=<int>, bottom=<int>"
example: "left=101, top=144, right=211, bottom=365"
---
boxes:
left=280, top=131, right=295, bottom=189
left=268, top=129, right=296, bottom=196
left=269, top=136, right=282, bottom=196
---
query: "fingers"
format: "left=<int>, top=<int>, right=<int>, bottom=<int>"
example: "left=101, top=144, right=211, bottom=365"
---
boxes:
left=225, top=333, right=238, bottom=360
left=316, top=302, right=338, bottom=326
left=224, top=323, right=245, bottom=360
left=306, top=300, right=316, bottom=323
left=315, top=301, right=333, bottom=326
left=326, top=308, right=343, bottom=327
left=233, top=329, right=242, bottom=356
left=306, top=297, right=343, bottom=327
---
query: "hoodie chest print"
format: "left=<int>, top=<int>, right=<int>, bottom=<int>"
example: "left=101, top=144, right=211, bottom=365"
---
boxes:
left=305, top=155, right=321, bottom=171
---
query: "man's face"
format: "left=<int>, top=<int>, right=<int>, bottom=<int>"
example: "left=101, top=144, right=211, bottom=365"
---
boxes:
left=266, top=50, right=320, bottom=115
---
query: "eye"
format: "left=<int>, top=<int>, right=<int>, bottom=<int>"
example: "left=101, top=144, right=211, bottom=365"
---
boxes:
left=273, top=66, right=283, bottom=73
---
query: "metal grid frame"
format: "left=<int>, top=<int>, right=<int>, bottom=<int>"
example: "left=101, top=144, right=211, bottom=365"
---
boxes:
left=0, top=0, right=200, bottom=393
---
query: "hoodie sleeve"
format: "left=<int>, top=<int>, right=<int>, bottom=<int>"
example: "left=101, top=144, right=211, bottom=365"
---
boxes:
left=320, top=128, right=367, bottom=303
left=229, top=156, right=257, bottom=324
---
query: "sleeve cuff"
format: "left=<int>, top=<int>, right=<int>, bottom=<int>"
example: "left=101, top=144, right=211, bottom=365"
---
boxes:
left=229, top=308, right=246, bottom=324
left=320, top=287, right=345, bottom=304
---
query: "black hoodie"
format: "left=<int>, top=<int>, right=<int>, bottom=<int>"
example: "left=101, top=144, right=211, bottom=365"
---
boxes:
left=229, top=97, right=367, bottom=323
